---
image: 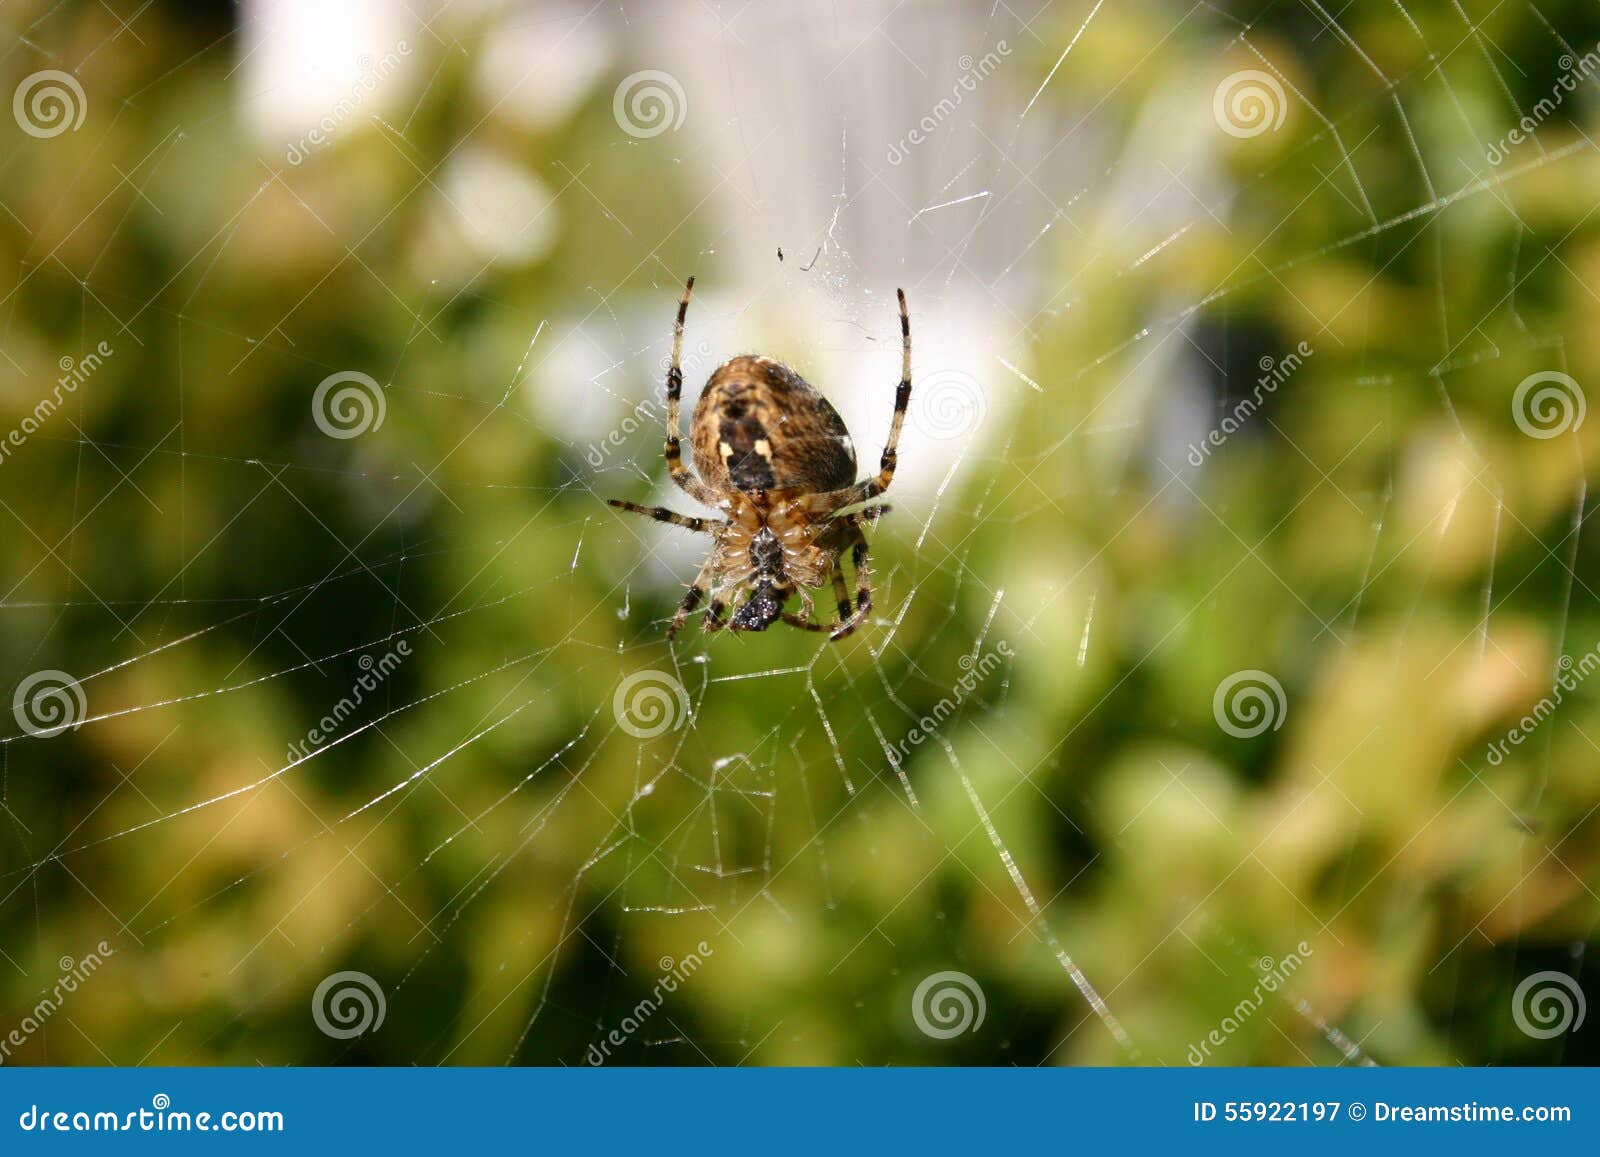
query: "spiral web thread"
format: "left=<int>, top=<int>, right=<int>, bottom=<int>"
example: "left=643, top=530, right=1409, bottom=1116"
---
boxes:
left=0, top=1, right=1594, bottom=1066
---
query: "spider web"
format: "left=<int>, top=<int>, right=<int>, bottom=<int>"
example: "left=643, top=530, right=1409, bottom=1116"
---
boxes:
left=1, top=0, right=1597, bottom=1067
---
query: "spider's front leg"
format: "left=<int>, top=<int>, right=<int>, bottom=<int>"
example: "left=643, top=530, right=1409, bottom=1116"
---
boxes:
left=607, top=499, right=715, bottom=533
left=799, top=288, right=912, bottom=515
left=661, top=277, right=723, bottom=509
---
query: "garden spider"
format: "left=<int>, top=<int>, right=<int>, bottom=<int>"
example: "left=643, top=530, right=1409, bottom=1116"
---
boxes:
left=607, top=278, right=911, bottom=640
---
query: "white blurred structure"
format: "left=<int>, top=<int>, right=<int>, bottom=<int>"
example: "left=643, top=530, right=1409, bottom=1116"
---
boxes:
left=242, top=0, right=418, bottom=150
left=244, top=0, right=1229, bottom=521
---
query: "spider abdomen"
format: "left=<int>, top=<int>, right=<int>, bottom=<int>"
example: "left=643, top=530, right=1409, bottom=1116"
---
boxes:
left=690, top=355, right=857, bottom=494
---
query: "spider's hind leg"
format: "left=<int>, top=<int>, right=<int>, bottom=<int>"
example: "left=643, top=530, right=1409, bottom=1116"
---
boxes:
left=781, top=589, right=832, bottom=633
left=829, top=535, right=873, bottom=641
left=667, top=555, right=720, bottom=639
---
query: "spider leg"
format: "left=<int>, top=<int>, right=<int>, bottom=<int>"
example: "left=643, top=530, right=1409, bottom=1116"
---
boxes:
left=781, top=589, right=830, bottom=632
left=703, top=588, right=732, bottom=633
left=830, top=561, right=853, bottom=625
left=801, top=289, right=911, bottom=515
left=667, top=555, right=720, bottom=639
left=662, top=277, right=723, bottom=509
left=829, top=533, right=873, bottom=641
left=606, top=499, right=716, bottom=533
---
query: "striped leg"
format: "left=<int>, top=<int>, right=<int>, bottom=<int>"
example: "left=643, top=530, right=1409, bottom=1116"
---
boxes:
left=663, top=277, right=721, bottom=508
left=829, top=535, right=873, bottom=640
left=606, top=499, right=716, bottom=533
left=802, top=288, right=911, bottom=515
left=667, top=554, right=720, bottom=639
left=703, top=593, right=731, bottom=633
left=832, top=562, right=853, bottom=625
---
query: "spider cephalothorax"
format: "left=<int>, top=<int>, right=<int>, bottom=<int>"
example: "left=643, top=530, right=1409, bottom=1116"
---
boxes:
left=607, top=278, right=911, bottom=640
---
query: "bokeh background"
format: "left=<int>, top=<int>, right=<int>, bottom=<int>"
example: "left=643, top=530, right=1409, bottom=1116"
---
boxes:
left=2, top=0, right=1598, bottom=1066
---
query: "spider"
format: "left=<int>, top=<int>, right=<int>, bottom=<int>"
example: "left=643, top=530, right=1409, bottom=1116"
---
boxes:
left=607, top=277, right=911, bottom=641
